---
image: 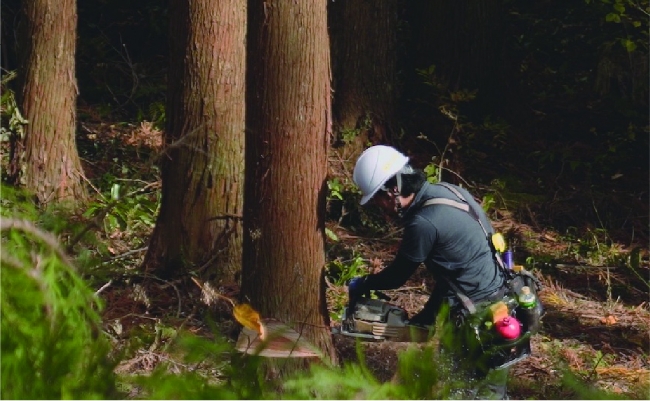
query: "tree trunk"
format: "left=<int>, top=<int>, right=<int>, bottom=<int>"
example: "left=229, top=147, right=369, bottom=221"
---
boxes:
left=10, top=0, right=86, bottom=204
left=243, top=0, right=337, bottom=372
left=142, top=0, right=246, bottom=282
left=329, top=0, right=398, bottom=153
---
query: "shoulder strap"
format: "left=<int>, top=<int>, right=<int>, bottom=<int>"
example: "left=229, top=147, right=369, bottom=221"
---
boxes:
left=423, top=183, right=489, bottom=237
left=421, top=183, right=509, bottom=313
left=424, top=183, right=506, bottom=272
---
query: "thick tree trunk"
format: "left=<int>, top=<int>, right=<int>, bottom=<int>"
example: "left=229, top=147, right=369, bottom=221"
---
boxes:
left=142, top=0, right=245, bottom=282
left=11, top=0, right=86, bottom=204
left=243, top=0, right=336, bottom=370
left=329, top=0, right=398, bottom=152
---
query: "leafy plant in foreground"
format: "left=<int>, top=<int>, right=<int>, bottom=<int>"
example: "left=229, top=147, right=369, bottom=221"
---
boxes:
left=0, top=218, right=118, bottom=399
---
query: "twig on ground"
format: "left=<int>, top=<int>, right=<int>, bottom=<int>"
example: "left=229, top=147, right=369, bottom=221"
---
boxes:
left=95, top=280, right=113, bottom=295
left=101, top=246, right=148, bottom=264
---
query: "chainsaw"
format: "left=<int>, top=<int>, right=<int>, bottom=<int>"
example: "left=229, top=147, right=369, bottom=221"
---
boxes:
left=336, top=288, right=534, bottom=369
left=337, top=290, right=432, bottom=342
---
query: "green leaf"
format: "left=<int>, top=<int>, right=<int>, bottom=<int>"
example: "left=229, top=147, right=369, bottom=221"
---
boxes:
left=115, top=213, right=128, bottom=231
left=621, top=38, right=637, bottom=52
left=110, top=183, right=120, bottom=200
left=605, top=13, right=621, bottom=22
left=325, top=227, right=339, bottom=242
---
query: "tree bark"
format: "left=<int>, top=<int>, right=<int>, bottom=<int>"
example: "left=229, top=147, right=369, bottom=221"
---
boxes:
left=329, top=0, right=398, bottom=151
left=11, top=0, right=87, bottom=204
left=142, top=0, right=246, bottom=282
left=243, top=0, right=337, bottom=371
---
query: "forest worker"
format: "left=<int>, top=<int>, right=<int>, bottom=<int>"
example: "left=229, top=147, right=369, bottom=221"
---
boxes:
left=347, top=144, right=511, bottom=399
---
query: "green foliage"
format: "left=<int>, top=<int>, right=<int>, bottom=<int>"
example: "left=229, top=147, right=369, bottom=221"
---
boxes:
left=423, top=161, right=441, bottom=184
left=1, top=71, right=28, bottom=183
left=0, top=185, right=39, bottom=222
left=561, top=227, right=624, bottom=266
left=83, top=174, right=160, bottom=237
left=560, top=370, right=629, bottom=400
left=326, top=252, right=368, bottom=287
left=480, top=193, right=497, bottom=215
left=327, top=177, right=345, bottom=201
left=283, top=359, right=401, bottom=399
left=596, top=0, right=648, bottom=53
left=390, top=345, right=451, bottom=399
left=339, top=128, right=360, bottom=145
left=0, top=218, right=118, bottom=399
left=136, top=101, right=166, bottom=130
left=338, top=116, right=372, bottom=145
left=627, top=246, right=650, bottom=290
left=131, top=334, right=268, bottom=400
left=325, top=175, right=388, bottom=235
left=325, top=252, right=369, bottom=320
left=0, top=211, right=637, bottom=400
left=0, top=185, right=107, bottom=264
left=0, top=70, right=28, bottom=144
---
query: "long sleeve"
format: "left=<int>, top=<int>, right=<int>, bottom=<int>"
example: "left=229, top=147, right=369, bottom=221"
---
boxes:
left=363, top=252, right=421, bottom=291
left=408, top=280, right=454, bottom=326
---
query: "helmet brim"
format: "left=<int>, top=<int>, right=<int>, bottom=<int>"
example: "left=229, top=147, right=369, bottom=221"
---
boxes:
left=358, top=159, right=408, bottom=205
left=360, top=191, right=377, bottom=206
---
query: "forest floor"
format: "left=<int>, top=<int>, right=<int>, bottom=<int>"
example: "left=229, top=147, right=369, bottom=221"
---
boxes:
left=76, top=121, right=649, bottom=399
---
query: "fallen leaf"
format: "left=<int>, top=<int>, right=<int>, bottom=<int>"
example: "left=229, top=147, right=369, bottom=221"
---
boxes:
left=233, top=303, right=262, bottom=334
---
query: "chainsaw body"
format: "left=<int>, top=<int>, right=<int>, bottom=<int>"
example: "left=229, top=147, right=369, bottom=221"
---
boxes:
left=339, top=296, right=431, bottom=342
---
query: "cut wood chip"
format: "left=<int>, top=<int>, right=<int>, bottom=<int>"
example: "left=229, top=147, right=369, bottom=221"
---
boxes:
left=235, top=318, right=322, bottom=358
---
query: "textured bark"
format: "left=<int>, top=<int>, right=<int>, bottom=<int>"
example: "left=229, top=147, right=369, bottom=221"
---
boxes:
left=11, top=0, right=86, bottom=204
left=243, top=0, right=336, bottom=369
left=329, top=0, right=398, bottom=149
left=142, top=0, right=245, bottom=282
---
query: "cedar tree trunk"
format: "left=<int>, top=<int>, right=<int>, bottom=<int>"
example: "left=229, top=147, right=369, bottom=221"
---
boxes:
left=142, top=0, right=245, bottom=282
left=10, top=0, right=86, bottom=204
left=243, top=0, right=337, bottom=371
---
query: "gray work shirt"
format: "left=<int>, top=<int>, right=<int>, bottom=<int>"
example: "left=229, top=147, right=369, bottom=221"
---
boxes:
left=364, top=182, right=504, bottom=303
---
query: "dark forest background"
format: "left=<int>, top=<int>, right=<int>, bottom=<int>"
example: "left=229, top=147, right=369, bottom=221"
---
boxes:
left=2, top=0, right=647, bottom=246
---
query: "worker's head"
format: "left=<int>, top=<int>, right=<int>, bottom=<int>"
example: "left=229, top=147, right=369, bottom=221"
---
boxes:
left=353, top=145, right=426, bottom=216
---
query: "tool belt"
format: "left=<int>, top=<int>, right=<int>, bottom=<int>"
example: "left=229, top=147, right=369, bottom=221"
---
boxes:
left=423, top=183, right=545, bottom=370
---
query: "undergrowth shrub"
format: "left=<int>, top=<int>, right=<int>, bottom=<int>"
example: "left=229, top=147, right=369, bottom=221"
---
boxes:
left=0, top=217, right=118, bottom=399
left=0, top=185, right=636, bottom=400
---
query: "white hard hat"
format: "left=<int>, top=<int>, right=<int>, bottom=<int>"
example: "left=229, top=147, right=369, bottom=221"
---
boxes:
left=353, top=145, right=409, bottom=205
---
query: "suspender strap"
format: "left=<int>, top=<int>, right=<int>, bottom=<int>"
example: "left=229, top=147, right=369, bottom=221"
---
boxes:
left=424, top=183, right=507, bottom=272
left=442, top=277, right=477, bottom=314
left=423, top=184, right=490, bottom=238
left=421, top=183, right=508, bottom=314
